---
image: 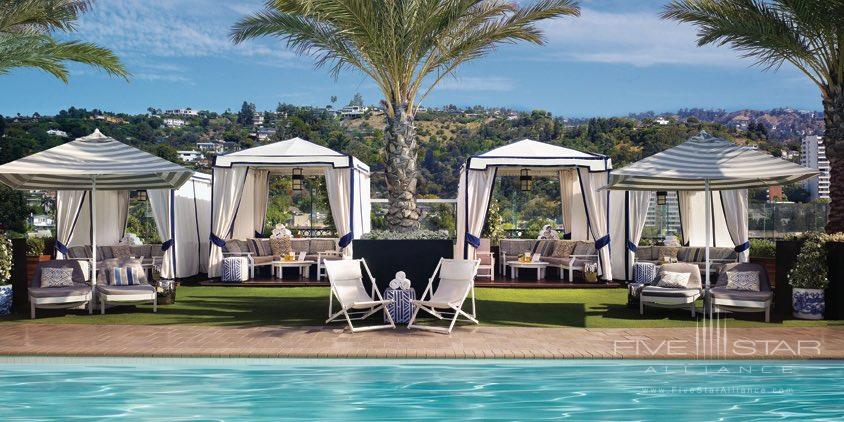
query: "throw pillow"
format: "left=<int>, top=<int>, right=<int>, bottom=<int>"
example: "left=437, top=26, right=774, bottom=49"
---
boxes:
left=725, top=271, right=760, bottom=291
left=552, top=241, right=575, bottom=258
left=657, top=271, right=691, bottom=289
left=112, top=244, right=133, bottom=259
left=269, top=237, right=291, bottom=256
left=109, top=266, right=142, bottom=286
left=40, top=267, right=75, bottom=288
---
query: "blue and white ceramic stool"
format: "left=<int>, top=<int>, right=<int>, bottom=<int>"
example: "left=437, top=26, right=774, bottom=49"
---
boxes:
left=633, top=262, right=657, bottom=285
left=222, top=257, right=249, bottom=283
left=384, top=288, right=416, bottom=323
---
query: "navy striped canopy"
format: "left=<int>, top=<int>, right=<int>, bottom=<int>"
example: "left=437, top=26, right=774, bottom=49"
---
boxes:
left=0, top=129, right=192, bottom=190
left=608, top=132, right=818, bottom=191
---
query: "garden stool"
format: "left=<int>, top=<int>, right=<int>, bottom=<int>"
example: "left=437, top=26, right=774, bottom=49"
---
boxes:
left=633, top=262, right=657, bottom=285
left=384, top=288, right=416, bottom=323
left=222, top=257, right=249, bottom=283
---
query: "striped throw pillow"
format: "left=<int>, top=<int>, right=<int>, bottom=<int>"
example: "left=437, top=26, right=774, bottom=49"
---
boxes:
left=110, top=266, right=141, bottom=286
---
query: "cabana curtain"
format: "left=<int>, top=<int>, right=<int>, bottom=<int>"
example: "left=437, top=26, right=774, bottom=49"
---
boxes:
left=68, top=191, right=130, bottom=247
left=609, top=191, right=652, bottom=281
left=558, top=170, right=575, bottom=238
left=455, top=165, right=496, bottom=258
left=720, top=190, right=750, bottom=262
left=55, top=191, right=86, bottom=259
left=208, top=166, right=248, bottom=278
left=148, top=189, right=174, bottom=278
left=577, top=168, right=612, bottom=280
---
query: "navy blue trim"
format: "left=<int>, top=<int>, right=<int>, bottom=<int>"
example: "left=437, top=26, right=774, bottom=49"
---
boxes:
left=339, top=156, right=355, bottom=249
left=170, top=189, right=177, bottom=277
left=254, top=231, right=265, bottom=238
left=595, top=235, right=610, bottom=250
left=676, top=190, right=688, bottom=246
left=338, top=232, right=353, bottom=248
left=463, top=159, right=471, bottom=259
left=626, top=241, right=638, bottom=253
left=161, top=238, right=174, bottom=251
left=576, top=169, right=593, bottom=240
left=210, top=233, right=226, bottom=248
left=562, top=232, right=572, bottom=240
left=465, top=233, right=481, bottom=248
left=624, top=192, right=630, bottom=280
left=734, top=241, right=750, bottom=253
left=56, top=241, right=70, bottom=255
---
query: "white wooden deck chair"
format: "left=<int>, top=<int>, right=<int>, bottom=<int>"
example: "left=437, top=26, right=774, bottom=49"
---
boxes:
left=408, top=258, right=480, bottom=334
left=324, top=259, right=395, bottom=332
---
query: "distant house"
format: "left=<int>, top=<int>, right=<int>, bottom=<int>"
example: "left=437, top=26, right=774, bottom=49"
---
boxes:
left=654, top=117, right=670, bottom=125
left=730, top=115, right=751, bottom=131
left=165, top=108, right=199, bottom=116
left=163, top=118, right=186, bottom=128
left=178, top=150, right=202, bottom=163
left=339, top=105, right=368, bottom=118
left=46, top=129, right=68, bottom=138
left=93, top=114, right=124, bottom=124
left=196, top=142, right=217, bottom=152
left=29, top=214, right=54, bottom=228
left=196, top=140, right=239, bottom=154
left=253, top=112, right=265, bottom=127
left=256, top=127, right=276, bottom=141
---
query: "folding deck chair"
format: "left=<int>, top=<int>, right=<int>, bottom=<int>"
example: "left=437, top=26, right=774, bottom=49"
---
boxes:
left=407, top=258, right=480, bottom=334
left=323, top=258, right=395, bottom=332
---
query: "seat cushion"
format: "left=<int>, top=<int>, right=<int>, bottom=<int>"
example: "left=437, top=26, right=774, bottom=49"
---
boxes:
left=29, top=283, right=91, bottom=298
left=499, top=240, right=534, bottom=256
left=656, top=263, right=702, bottom=289
left=252, top=255, right=275, bottom=265
left=130, top=245, right=152, bottom=259
left=291, top=239, right=310, bottom=253
left=97, top=246, right=115, bottom=260
left=709, top=287, right=772, bottom=302
left=635, top=246, right=654, bottom=262
left=308, top=239, right=336, bottom=254
left=572, top=241, right=595, bottom=256
left=551, top=240, right=576, bottom=258
left=641, top=286, right=700, bottom=298
left=67, top=246, right=91, bottom=259
left=96, top=284, right=155, bottom=296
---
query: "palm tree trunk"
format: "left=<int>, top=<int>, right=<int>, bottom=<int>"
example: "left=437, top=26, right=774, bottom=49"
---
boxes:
left=384, top=103, right=421, bottom=231
left=823, top=84, right=844, bottom=233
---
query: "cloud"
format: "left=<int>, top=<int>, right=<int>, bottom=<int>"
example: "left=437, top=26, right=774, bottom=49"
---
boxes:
left=438, top=76, right=516, bottom=92
left=536, top=8, right=745, bottom=67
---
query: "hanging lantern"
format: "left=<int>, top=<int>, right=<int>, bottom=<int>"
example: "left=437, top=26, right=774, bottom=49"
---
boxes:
left=656, top=191, right=667, bottom=206
left=292, top=167, right=303, bottom=191
left=519, top=169, right=532, bottom=192
left=132, top=190, right=148, bottom=201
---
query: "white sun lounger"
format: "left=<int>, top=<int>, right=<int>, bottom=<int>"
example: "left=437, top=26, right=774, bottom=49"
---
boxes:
left=408, top=258, right=480, bottom=334
left=323, top=259, right=395, bottom=332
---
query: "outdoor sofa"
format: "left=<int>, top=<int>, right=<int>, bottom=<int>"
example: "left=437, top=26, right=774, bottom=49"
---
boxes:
left=634, top=245, right=738, bottom=276
left=498, top=239, right=599, bottom=281
left=66, top=244, right=164, bottom=280
left=222, top=237, right=341, bottom=279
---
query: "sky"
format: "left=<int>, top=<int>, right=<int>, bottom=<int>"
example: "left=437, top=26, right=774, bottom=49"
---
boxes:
left=0, top=0, right=821, bottom=117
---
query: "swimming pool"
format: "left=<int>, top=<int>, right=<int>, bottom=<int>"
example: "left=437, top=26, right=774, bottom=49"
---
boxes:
left=0, top=358, right=842, bottom=420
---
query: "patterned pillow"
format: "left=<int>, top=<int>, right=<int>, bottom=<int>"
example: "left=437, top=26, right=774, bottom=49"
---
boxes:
left=109, top=266, right=142, bottom=286
left=112, top=244, right=133, bottom=259
left=552, top=241, right=576, bottom=258
left=657, top=271, right=691, bottom=289
left=40, top=267, right=75, bottom=288
left=725, top=271, right=760, bottom=291
left=269, top=237, right=291, bottom=256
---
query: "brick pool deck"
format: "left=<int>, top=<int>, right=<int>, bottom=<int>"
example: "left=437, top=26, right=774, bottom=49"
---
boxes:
left=1, top=324, right=842, bottom=359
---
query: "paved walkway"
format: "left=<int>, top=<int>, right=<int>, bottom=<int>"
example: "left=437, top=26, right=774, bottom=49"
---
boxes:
left=1, top=324, right=842, bottom=359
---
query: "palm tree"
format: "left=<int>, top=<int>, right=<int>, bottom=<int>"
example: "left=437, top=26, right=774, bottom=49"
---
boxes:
left=232, top=0, right=580, bottom=230
left=662, top=0, right=844, bottom=233
left=0, top=0, right=128, bottom=82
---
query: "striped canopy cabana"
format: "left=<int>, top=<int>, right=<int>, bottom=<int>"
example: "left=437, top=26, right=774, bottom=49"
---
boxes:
left=607, top=132, right=818, bottom=287
left=608, top=132, right=817, bottom=191
left=0, top=129, right=193, bottom=286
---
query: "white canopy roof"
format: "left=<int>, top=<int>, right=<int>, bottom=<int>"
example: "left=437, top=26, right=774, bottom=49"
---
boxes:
left=467, top=139, right=611, bottom=174
left=0, top=129, right=193, bottom=190
left=608, top=132, right=818, bottom=191
left=214, top=137, right=370, bottom=174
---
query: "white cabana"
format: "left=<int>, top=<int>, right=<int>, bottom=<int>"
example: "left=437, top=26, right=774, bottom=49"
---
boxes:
left=208, top=137, right=371, bottom=277
left=607, top=132, right=818, bottom=286
left=0, top=129, right=193, bottom=285
left=57, top=172, right=211, bottom=278
left=456, top=139, right=614, bottom=280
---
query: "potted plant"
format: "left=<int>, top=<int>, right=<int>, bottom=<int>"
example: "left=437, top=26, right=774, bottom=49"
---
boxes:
left=788, top=233, right=829, bottom=320
left=24, top=237, right=50, bottom=283
left=0, top=233, right=13, bottom=316
left=749, top=238, right=776, bottom=287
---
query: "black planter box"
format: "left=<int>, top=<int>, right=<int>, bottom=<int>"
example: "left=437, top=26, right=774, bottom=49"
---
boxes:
left=776, top=240, right=844, bottom=320
left=353, top=239, right=454, bottom=298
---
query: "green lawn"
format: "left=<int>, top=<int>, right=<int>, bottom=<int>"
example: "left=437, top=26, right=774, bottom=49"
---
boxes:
left=1, top=286, right=839, bottom=328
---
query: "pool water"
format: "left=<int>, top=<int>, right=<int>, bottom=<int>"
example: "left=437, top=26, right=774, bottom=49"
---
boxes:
left=0, top=358, right=842, bottom=420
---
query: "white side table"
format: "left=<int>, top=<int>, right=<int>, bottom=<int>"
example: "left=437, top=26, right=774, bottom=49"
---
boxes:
left=272, top=260, right=314, bottom=279
left=506, top=261, right=549, bottom=281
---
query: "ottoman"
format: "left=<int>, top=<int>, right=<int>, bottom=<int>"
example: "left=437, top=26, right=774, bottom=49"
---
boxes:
left=384, top=288, right=416, bottom=323
left=633, top=262, right=657, bottom=285
left=222, top=257, right=249, bottom=282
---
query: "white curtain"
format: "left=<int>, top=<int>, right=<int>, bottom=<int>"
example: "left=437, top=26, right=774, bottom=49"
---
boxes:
left=252, top=170, right=270, bottom=237
left=194, top=179, right=212, bottom=273
left=682, top=191, right=732, bottom=247
left=55, top=191, right=86, bottom=259
left=208, top=167, right=249, bottom=277
left=232, top=170, right=255, bottom=240
left=559, top=170, right=576, bottom=238
left=69, top=190, right=129, bottom=247
left=168, top=177, right=213, bottom=278
left=570, top=172, right=589, bottom=241
left=720, top=189, right=750, bottom=262
left=610, top=191, right=653, bottom=281
left=326, top=167, right=351, bottom=256
left=678, top=191, right=693, bottom=245
left=577, top=168, right=612, bottom=280
left=455, top=166, right=496, bottom=259
left=356, top=169, right=372, bottom=235
left=148, top=189, right=174, bottom=278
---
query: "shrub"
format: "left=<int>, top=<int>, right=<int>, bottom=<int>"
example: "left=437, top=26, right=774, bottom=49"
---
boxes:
left=788, top=232, right=844, bottom=290
left=361, top=229, right=451, bottom=240
left=749, top=238, right=775, bottom=258
left=0, top=233, right=12, bottom=286
left=25, top=237, right=46, bottom=256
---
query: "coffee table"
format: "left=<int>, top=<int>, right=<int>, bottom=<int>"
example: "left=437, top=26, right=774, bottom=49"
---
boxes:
left=272, top=260, right=314, bottom=279
left=506, top=261, right=549, bottom=280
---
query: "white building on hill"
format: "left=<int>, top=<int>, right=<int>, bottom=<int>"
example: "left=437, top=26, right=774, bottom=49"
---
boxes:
left=801, top=135, right=830, bottom=201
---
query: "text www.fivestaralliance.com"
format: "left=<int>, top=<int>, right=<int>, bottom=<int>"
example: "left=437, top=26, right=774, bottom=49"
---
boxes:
left=640, top=386, right=793, bottom=395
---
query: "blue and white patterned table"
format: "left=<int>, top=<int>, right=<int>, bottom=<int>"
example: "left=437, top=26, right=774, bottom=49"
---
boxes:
left=384, top=288, right=416, bottom=323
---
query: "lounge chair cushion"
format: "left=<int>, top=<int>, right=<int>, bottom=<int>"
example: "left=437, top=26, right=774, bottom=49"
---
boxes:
left=709, top=287, right=772, bottom=302
left=715, top=262, right=771, bottom=291
left=29, top=283, right=92, bottom=298
left=656, top=271, right=691, bottom=288
left=29, top=260, right=87, bottom=288
left=656, top=263, right=702, bottom=289
left=97, top=284, right=155, bottom=296
left=97, top=258, right=149, bottom=285
left=39, top=267, right=76, bottom=288
left=641, top=286, right=700, bottom=298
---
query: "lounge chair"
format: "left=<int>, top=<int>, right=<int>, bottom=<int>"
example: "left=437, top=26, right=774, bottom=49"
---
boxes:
left=28, top=260, right=93, bottom=319
left=709, top=262, right=773, bottom=322
left=323, top=259, right=395, bottom=332
left=475, top=238, right=495, bottom=281
left=96, top=258, right=157, bottom=314
left=408, top=258, right=480, bottom=334
left=640, top=263, right=702, bottom=317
